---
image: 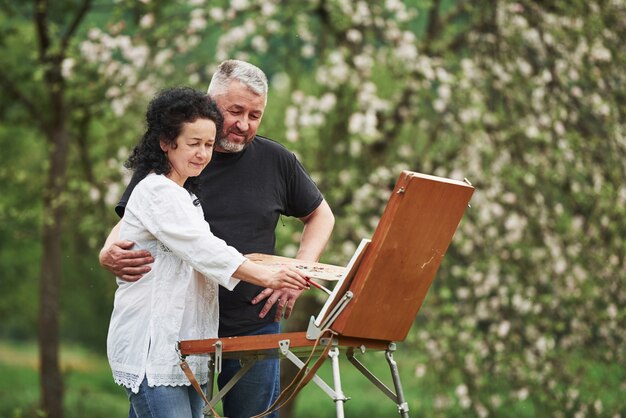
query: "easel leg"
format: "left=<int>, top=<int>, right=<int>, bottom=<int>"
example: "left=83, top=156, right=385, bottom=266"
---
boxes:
left=346, top=345, right=410, bottom=417
left=203, top=355, right=215, bottom=417
left=329, top=347, right=346, bottom=418
left=202, top=358, right=256, bottom=417
left=385, top=347, right=409, bottom=418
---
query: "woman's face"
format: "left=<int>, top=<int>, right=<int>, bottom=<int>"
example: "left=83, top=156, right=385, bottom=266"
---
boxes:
left=161, top=118, right=216, bottom=186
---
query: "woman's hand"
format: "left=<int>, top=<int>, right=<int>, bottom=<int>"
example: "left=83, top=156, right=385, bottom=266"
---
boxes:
left=263, top=266, right=310, bottom=291
left=233, top=260, right=310, bottom=292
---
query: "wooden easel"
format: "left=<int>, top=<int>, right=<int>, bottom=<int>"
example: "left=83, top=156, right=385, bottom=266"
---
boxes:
left=178, top=171, right=474, bottom=417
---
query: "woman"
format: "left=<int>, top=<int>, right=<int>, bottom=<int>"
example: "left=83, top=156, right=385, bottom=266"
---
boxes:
left=106, top=87, right=309, bottom=418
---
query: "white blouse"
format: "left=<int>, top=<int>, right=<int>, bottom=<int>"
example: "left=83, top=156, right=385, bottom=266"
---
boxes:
left=107, top=173, right=246, bottom=393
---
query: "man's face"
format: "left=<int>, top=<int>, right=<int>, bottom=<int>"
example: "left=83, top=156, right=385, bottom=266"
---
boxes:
left=213, top=80, right=266, bottom=153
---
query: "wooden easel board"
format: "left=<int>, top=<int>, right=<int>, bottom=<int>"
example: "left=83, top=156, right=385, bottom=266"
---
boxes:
left=244, top=253, right=345, bottom=282
left=330, top=171, right=474, bottom=341
left=178, top=332, right=391, bottom=358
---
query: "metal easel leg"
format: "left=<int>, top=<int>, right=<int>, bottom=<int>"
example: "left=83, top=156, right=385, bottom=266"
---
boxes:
left=203, top=355, right=215, bottom=417
left=346, top=344, right=410, bottom=417
left=279, top=338, right=350, bottom=414
left=385, top=345, right=409, bottom=418
left=202, top=358, right=256, bottom=417
left=329, top=346, right=346, bottom=418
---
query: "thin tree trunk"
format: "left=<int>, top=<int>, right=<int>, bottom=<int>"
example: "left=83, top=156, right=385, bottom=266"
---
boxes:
left=31, top=1, right=91, bottom=416
left=37, top=46, right=69, bottom=418
left=39, top=127, right=70, bottom=418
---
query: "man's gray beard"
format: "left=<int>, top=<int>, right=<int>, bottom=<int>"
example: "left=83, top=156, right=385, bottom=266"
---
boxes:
left=217, top=136, right=247, bottom=153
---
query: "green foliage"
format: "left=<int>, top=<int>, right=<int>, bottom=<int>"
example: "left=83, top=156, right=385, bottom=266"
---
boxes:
left=1, top=0, right=625, bottom=416
left=0, top=124, right=44, bottom=340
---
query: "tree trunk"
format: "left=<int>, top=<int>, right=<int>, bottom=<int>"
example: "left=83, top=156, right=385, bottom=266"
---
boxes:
left=39, top=127, right=70, bottom=418
left=38, top=50, right=69, bottom=418
left=32, top=1, right=92, bottom=415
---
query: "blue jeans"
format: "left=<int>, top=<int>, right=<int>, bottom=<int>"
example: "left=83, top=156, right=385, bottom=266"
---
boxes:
left=126, top=377, right=206, bottom=418
left=217, top=322, right=281, bottom=418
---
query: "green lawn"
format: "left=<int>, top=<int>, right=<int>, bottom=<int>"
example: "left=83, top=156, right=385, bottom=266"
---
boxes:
left=0, top=340, right=422, bottom=418
left=1, top=340, right=623, bottom=417
left=0, top=340, right=128, bottom=418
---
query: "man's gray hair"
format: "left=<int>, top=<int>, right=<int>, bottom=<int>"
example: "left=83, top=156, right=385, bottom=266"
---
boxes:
left=207, top=60, right=268, bottom=104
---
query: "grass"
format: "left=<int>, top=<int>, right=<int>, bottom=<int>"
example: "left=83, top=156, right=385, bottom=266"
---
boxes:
left=0, top=339, right=422, bottom=418
left=1, top=339, right=624, bottom=417
left=0, top=340, right=128, bottom=418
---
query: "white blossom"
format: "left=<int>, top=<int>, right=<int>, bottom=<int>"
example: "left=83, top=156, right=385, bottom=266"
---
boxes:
left=590, top=41, right=612, bottom=62
left=251, top=35, right=268, bottom=52
left=209, top=7, right=225, bottom=22
left=189, top=9, right=207, bottom=32
left=346, top=29, right=362, bottom=43
left=414, top=364, right=426, bottom=378
left=301, top=44, right=315, bottom=58
left=516, top=388, right=529, bottom=401
left=230, top=0, right=248, bottom=11
left=497, top=321, right=511, bottom=337
left=261, top=2, right=276, bottom=16
left=139, top=13, right=154, bottom=28
left=61, top=58, right=75, bottom=79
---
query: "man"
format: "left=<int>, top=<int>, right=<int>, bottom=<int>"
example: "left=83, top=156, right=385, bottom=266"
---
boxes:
left=100, top=60, right=335, bottom=418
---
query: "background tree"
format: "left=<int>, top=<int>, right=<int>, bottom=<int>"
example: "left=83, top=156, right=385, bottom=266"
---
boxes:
left=0, top=0, right=624, bottom=417
left=0, top=1, right=95, bottom=416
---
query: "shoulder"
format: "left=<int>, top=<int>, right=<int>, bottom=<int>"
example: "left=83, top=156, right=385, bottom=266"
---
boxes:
left=253, top=135, right=294, bottom=155
left=250, top=135, right=298, bottom=168
left=131, top=174, right=187, bottom=202
left=135, top=173, right=170, bottom=191
left=127, top=174, right=200, bottom=219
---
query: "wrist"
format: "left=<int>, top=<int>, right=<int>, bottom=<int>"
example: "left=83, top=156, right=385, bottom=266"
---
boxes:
left=260, top=270, right=274, bottom=288
left=98, top=248, right=107, bottom=266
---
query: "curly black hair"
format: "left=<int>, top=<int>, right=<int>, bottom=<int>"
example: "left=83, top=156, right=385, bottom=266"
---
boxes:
left=125, top=86, right=223, bottom=192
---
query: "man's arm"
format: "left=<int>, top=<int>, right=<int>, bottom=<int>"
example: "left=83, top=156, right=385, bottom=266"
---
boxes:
left=294, top=199, right=335, bottom=261
left=253, top=199, right=335, bottom=320
left=99, top=219, right=154, bottom=282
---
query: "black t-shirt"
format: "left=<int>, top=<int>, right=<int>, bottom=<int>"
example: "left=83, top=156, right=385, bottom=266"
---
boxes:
left=116, top=136, right=323, bottom=337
